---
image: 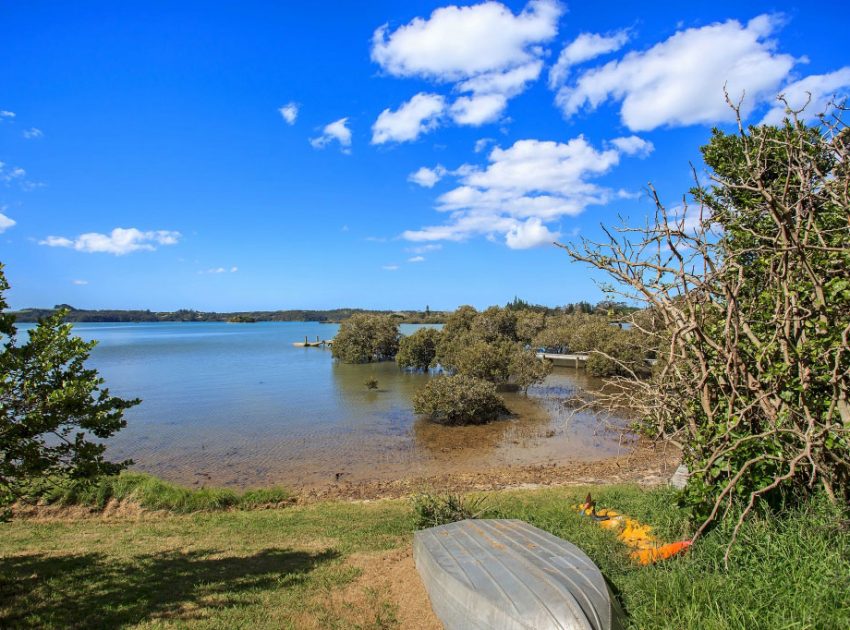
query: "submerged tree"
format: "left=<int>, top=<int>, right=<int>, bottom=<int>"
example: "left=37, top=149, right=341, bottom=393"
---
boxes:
left=0, top=264, right=138, bottom=518
left=396, top=327, right=441, bottom=371
left=331, top=314, right=400, bottom=363
left=563, top=100, right=850, bottom=552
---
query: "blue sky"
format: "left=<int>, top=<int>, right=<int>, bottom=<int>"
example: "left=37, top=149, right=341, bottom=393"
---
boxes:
left=1, top=1, right=848, bottom=311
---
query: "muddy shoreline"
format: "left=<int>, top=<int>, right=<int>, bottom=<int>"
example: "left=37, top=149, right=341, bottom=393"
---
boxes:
left=297, top=439, right=681, bottom=501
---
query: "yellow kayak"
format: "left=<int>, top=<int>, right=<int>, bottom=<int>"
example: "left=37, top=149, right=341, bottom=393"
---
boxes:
left=573, top=494, right=692, bottom=564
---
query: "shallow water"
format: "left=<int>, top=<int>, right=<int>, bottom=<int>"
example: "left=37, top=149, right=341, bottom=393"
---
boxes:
left=19, top=321, right=628, bottom=488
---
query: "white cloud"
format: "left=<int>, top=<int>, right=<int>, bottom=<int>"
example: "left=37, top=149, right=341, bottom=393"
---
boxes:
left=403, top=135, right=642, bottom=248
left=39, top=227, right=181, bottom=255
left=548, top=30, right=630, bottom=87
left=382, top=264, right=399, bottom=271
left=372, top=0, right=561, bottom=80
left=449, top=93, right=508, bottom=126
left=22, top=127, right=43, bottom=139
left=0, top=110, right=14, bottom=120
left=310, top=117, right=352, bottom=152
left=408, top=255, right=426, bottom=262
left=0, top=212, right=15, bottom=233
left=407, top=243, right=442, bottom=254
left=371, top=1, right=561, bottom=135
left=372, top=93, right=445, bottom=144
left=201, top=266, right=238, bottom=274
left=556, top=15, right=797, bottom=131
left=72, top=279, right=88, bottom=285
left=761, top=67, right=850, bottom=125
left=474, top=137, right=494, bottom=153
left=278, top=102, right=299, bottom=125
left=0, top=162, right=26, bottom=184
left=610, top=135, right=654, bottom=157
left=409, top=165, right=447, bottom=188
left=505, top=218, right=560, bottom=249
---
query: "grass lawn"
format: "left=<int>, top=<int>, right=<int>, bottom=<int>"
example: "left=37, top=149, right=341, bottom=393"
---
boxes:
left=1, top=484, right=848, bottom=629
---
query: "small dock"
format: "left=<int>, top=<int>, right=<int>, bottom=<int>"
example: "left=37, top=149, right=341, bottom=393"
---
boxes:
left=536, top=351, right=589, bottom=368
left=292, top=335, right=333, bottom=348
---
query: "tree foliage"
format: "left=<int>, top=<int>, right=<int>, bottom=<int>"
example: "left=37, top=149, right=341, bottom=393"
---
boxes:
left=0, top=265, right=138, bottom=518
left=412, top=375, right=508, bottom=425
left=331, top=314, right=400, bottom=363
left=396, top=327, right=441, bottom=371
left=565, top=101, right=850, bottom=550
left=435, top=305, right=551, bottom=389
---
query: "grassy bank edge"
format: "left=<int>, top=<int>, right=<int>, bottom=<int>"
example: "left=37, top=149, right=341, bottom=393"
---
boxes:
left=21, top=472, right=293, bottom=514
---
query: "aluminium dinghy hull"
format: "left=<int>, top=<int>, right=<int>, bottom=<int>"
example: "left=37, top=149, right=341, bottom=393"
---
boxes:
left=414, top=519, right=624, bottom=630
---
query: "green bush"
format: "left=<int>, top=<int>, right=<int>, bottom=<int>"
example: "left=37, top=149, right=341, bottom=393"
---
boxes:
left=412, top=491, right=489, bottom=529
left=412, top=374, right=508, bottom=425
left=331, top=314, right=399, bottom=363
left=396, top=327, right=441, bottom=371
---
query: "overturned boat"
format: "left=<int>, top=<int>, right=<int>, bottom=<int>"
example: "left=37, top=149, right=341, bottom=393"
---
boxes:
left=414, top=519, right=624, bottom=630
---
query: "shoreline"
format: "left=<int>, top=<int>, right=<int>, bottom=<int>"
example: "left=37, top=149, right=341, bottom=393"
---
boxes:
left=297, top=439, right=681, bottom=501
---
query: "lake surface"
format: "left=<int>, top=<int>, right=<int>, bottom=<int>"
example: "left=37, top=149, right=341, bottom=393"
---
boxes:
left=20, top=321, right=628, bottom=489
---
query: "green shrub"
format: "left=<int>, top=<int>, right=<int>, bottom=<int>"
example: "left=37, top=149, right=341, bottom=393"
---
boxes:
left=412, top=491, right=489, bottom=529
left=412, top=374, right=508, bottom=425
left=331, top=314, right=399, bottom=363
left=396, top=327, right=441, bottom=371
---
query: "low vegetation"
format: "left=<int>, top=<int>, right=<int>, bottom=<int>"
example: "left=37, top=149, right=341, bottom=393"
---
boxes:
left=412, top=375, right=508, bottom=425
left=26, top=472, right=292, bottom=513
left=2, top=485, right=846, bottom=629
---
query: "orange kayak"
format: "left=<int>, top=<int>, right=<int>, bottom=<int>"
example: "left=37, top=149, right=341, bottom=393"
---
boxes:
left=573, top=494, right=692, bottom=565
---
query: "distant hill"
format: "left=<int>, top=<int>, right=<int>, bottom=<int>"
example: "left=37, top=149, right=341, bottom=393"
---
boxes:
left=9, top=305, right=448, bottom=324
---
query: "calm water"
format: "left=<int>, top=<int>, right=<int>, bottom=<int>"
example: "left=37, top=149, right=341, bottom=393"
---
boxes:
left=20, top=321, right=627, bottom=488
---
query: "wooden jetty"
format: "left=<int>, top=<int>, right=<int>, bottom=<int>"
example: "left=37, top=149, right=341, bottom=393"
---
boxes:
left=292, top=335, right=333, bottom=348
left=415, top=519, right=623, bottom=630
left=536, top=351, right=589, bottom=368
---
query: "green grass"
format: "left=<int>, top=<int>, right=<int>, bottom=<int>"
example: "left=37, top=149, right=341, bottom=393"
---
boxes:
left=2, top=484, right=848, bottom=629
left=30, top=472, right=293, bottom=513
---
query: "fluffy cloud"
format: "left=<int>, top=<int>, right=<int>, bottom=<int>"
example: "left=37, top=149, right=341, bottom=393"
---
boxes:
left=409, top=165, right=448, bottom=187
left=403, top=135, right=644, bottom=248
left=382, top=264, right=399, bottom=271
left=0, top=211, right=15, bottom=233
left=40, top=227, right=181, bottom=255
left=72, top=279, right=88, bottom=285
left=0, top=110, right=14, bottom=120
left=449, top=93, right=508, bottom=126
left=310, top=117, right=352, bottom=152
left=408, top=255, right=426, bottom=262
left=372, top=93, right=446, bottom=144
left=548, top=30, right=630, bottom=87
left=22, top=127, right=43, bottom=139
left=761, top=67, right=850, bottom=125
left=610, top=135, right=654, bottom=157
left=556, top=15, right=797, bottom=130
left=371, top=1, right=561, bottom=137
left=278, top=102, right=299, bottom=125
left=372, top=0, right=560, bottom=80
left=505, top=218, right=560, bottom=249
